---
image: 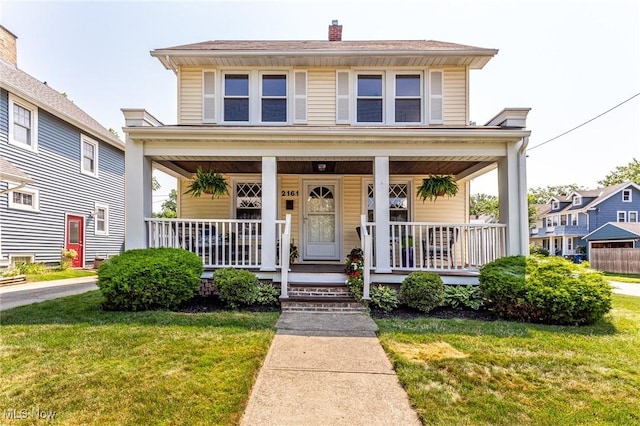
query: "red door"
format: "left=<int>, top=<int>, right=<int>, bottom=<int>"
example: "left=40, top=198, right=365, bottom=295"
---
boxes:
left=66, top=215, right=84, bottom=268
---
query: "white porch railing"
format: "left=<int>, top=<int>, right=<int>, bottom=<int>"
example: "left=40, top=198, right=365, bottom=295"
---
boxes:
left=146, top=218, right=286, bottom=268
left=366, top=222, right=507, bottom=272
left=279, top=215, right=291, bottom=298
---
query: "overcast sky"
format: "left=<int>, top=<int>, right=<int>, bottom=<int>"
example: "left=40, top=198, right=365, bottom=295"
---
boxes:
left=2, top=0, right=639, bottom=204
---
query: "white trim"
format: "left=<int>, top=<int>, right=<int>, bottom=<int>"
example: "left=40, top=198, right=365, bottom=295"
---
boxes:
left=551, top=200, right=559, bottom=210
left=80, top=134, right=99, bottom=178
left=629, top=211, right=638, bottom=222
left=231, top=177, right=262, bottom=220
left=9, top=254, right=35, bottom=266
left=354, top=72, right=385, bottom=124
left=222, top=71, right=251, bottom=123
left=8, top=94, right=38, bottom=152
left=259, top=71, right=288, bottom=124
left=7, top=186, right=40, bottom=212
left=572, top=195, right=582, bottom=206
left=617, top=211, right=627, bottom=222
left=392, top=72, right=424, bottom=125
left=622, top=189, right=632, bottom=202
left=94, top=202, right=109, bottom=236
left=362, top=178, right=413, bottom=222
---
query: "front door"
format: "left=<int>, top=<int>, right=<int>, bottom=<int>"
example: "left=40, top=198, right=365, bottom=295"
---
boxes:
left=302, top=180, right=340, bottom=260
left=66, top=215, right=84, bottom=268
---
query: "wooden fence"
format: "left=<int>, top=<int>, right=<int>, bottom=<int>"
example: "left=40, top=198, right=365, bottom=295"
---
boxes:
left=590, top=248, right=640, bottom=274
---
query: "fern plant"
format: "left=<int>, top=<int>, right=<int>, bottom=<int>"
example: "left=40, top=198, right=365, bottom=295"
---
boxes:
left=184, top=166, right=229, bottom=198
left=417, top=175, right=459, bottom=202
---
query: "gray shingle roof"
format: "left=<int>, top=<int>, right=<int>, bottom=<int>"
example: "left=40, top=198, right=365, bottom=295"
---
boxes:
left=0, top=59, right=123, bottom=150
left=0, top=156, right=33, bottom=183
left=611, top=222, right=640, bottom=236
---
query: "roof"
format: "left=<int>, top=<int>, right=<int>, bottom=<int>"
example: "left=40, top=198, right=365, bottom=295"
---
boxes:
left=0, top=59, right=124, bottom=151
left=0, top=156, right=33, bottom=184
left=541, top=182, right=639, bottom=216
left=583, top=222, right=640, bottom=241
left=151, top=39, right=498, bottom=70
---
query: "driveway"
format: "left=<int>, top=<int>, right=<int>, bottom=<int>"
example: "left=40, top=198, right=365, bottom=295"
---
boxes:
left=610, top=281, right=640, bottom=297
left=0, top=277, right=98, bottom=311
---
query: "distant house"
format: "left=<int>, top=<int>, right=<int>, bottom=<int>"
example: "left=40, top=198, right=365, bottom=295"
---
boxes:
left=529, top=182, right=640, bottom=256
left=583, top=222, right=640, bottom=250
left=0, top=26, right=125, bottom=268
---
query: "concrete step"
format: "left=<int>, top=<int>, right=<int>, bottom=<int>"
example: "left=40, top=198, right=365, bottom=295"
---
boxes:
left=280, top=295, right=367, bottom=313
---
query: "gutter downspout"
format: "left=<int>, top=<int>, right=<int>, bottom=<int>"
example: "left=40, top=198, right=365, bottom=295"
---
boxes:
left=518, top=136, right=530, bottom=254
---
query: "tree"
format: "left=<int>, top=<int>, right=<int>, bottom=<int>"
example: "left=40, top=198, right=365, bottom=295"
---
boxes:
left=154, top=189, right=177, bottom=218
left=598, top=158, right=640, bottom=186
left=152, top=176, right=160, bottom=191
left=528, top=184, right=586, bottom=205
left=470, top=193, right=499, bottom=218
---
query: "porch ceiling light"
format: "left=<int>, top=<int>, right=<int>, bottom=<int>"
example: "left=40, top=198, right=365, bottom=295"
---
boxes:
left=316, top=163, right=327, bottom=172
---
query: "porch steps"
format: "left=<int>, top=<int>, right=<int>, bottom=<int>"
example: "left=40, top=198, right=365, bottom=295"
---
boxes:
left=280, top=279, right=367, bottom=313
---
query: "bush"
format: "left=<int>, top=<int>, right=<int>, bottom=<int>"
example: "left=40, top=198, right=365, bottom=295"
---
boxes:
left=254, top=282, right=280, bottom=306
left=370, top=285, right=400, bottom=313
left=529, top=244, right=549, bottom=256
left=443, top=285, right=484, bottom=310
left=97, top=248, right=202, bottom=311
left=14, top=262, right=48, bottom=275
left=214, top=268, right=258, bottom=308
left=400, top=271, right=445, bottom=313
left=479, top=256, right=611, bottom=325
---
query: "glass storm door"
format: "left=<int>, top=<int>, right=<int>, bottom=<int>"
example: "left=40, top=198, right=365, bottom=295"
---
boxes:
left=66, top=215, right=84, bottom=268
left=302, top=181, right=340, bottom=260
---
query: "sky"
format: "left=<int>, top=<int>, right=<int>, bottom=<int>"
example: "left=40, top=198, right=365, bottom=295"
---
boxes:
left=1, top=0, right=639, bottom=209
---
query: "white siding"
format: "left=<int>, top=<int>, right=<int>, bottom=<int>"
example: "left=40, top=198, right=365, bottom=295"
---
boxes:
left=179, top=67, right=203, bottom=125
left=443, top=67, right=467, bottom=125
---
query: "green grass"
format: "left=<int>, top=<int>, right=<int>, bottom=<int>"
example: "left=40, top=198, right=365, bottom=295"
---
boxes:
left=26, top=269, right=96, bottom=282
left=0, top=291, right=278, bottom=425
left=376, top=295, right=640, bottom=425
left=603, top=272, right=640, bottom=284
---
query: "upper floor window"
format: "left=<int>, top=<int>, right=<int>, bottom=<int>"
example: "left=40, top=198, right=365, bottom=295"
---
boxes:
left=617, top=211, right=627, bottom=222
left=629, top=211, right=638, bottom=222
left=572, top=195, right=582, bottom=206
left=224, top=74, right=250, bottom=122
left=571, top=214, right=578, bottom=226
left=622, top=189, right=632, bottom=202
left=94, top=203, right=109, bottom=236
left=357, top=75, right=383, bottom=123
left=551, top=200, right=559, bottom=210
left=395, top=74, right=422, bottom=123
left=261, top=74, right=287, bottom=122
left=8, top=95, right=38, bottom=152
left=560, top=215, right=567, bottom=226
left=81, top=135, right=99, bottom=177
left=8, top=187, right=39, bottom=212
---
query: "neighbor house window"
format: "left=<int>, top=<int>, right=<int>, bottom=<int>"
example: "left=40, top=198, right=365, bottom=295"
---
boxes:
left=8, top=95, right=38, bottom=151
left=567, top=238, right=573, bottom=251
left=395, top=74, right=421, bottom=123
left=357, top=74, right=383, bottom=123
left=367, top=182, right=409, bottom=222
left=560, top=215, right=567, bottom=226
left=261, top=74, right=287, bottom=122
left=81, top=135, right=98, bottom=177
left=572, top=196, right=582, bottom=206
left=629, top=211, right=638, bottom=222
left=224, top=74, right=250, bottom=122
left=622, top=189, right=632, bottom=202
left=8, top=188, right=39, bottom=212
left=571, top=214, right=578, bottom=226
left=551, top=200, right=559, bottom=210
left=617, top=211, right=627, bottom=222
left=94, top=203, right=109, bottom=236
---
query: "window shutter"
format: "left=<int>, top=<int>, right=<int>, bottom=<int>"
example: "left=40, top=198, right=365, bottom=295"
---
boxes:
left=293, top=71, right=307, bottom=124
left=336, top=71, right=350, bottom=124
left=203, top=70, right=216, bottom=123
left=429, top=70, right=443, bottom=124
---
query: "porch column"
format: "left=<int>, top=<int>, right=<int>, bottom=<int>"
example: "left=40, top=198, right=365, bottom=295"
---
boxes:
left=261, top=157, right=277, bottom=271
left=374, top=156, right=391, bottom=272
left=124, top=135, right=152, bottom=249
left=498, top=138, right=529, bottom=256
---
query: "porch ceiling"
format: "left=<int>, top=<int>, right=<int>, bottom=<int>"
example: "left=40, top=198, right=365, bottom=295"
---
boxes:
left=163, top=159, right=492, bottom=175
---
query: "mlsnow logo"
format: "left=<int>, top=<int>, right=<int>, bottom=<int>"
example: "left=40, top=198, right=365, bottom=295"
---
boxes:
left=3, top=408, right=57, bottom=420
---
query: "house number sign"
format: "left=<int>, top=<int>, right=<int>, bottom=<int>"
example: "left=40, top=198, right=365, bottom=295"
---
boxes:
left=281, top=190, right=299, bottom=197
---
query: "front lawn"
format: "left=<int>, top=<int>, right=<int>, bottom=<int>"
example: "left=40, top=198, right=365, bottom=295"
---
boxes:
left=0, top=291, right=278, bottom=425
left=603, top=272, right=640, bottom=284
left=376, top=294, right=640, bottom=425
left=26, top=268, right=96, bottom=282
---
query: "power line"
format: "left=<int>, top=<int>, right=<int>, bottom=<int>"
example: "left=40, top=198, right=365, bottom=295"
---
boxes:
left=527, top=92, right=640, bottom=152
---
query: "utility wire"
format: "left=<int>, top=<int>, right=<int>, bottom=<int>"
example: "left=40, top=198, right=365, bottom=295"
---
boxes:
left=527, top=92, right=640, bottom=152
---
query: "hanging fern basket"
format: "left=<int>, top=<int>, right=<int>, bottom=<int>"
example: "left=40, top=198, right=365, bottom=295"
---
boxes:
left=417, top=175, right=459, bottom=202
left=184, top=166, right=229, bottom=199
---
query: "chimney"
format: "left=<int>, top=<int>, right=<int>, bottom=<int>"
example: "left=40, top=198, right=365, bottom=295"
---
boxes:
left=328, top=20, right=342, bottom=42
left=0, top=25, right=18, bottom=66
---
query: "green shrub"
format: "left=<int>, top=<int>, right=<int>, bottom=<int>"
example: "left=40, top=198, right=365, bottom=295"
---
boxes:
left=254, top=282, right=280, bottom=306
left=15, top=262, right=49, bottom=275
left=529, top=244, right=549, bottom=256
left=479, top=255, right=611, bottom=325
left=370, top=285, right=400, bottom=313
left=443, top=285, right=484, bottom=310
left=400, top=271, right=444, bottom=313
left=214, top=268, right=258, bottom=308
left=97, top=248, right=202, bottom=311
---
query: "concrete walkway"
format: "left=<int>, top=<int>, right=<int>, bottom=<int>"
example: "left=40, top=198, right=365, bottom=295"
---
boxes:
left=0, top=276, right=98, bottom=311
left=610, top=281, right=640, bottom=297
left=241, top=313, right=421, bottom=426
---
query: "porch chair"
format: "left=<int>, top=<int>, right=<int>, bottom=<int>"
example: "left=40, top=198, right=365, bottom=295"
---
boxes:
left=423, top=227, right=458, bottom=265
